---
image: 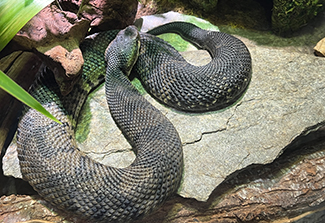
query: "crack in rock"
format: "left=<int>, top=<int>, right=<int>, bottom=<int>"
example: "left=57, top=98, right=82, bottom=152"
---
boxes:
left=183, top=128, right=227, bottom=146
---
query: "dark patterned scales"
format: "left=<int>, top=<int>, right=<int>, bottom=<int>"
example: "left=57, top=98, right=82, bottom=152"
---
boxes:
left=139, top=22, right=252, bottom=111
left=17, top=22, right=251, bottom=222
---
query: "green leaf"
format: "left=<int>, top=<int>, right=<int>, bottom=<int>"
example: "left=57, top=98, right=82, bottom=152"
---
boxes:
left=0, top=0, right=62, bottom=125
left=0, top=70, right=62, bottom=124
left=0, top=0, right=54, bottom=52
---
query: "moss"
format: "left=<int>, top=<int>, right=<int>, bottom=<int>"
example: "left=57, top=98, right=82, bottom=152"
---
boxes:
left=131, top=78, right=147, bottom=94
left=75, top=95, right=92, bottom=143
left=75, top=78, right=148, bottom=143
left=151, top=15, right=218, bottom=52
left=75, top=82, right=104, bottom=143
left=272, top=0, right=325, bottom=35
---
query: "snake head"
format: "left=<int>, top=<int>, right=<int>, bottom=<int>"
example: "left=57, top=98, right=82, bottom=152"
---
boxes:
left=105, top=25, right=140, bottom=76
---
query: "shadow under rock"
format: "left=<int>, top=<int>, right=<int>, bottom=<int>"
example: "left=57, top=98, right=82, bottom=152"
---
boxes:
left=0, top=119, right=37, bottom=197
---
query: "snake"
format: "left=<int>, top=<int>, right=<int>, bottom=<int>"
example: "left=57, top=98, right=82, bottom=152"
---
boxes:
left=16, top=22, right=251, bottom=222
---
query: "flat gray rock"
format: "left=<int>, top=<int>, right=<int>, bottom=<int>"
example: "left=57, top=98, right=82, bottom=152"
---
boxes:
left=73, top=42, right=325, bottom=201
left=3, top=12, right=325, bottom=203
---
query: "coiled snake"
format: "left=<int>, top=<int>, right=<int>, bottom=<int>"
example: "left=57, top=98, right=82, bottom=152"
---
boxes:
left=17, top=22, right=251, bottom=222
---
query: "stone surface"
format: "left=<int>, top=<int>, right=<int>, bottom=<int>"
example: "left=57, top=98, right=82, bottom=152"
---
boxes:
left=2, top=130, right=325, bottom=223
left=76, top=13, right=325, bottom=201
left=314, top=37, right=325, bottom=57
left=73, top=40, right=325, bottom=202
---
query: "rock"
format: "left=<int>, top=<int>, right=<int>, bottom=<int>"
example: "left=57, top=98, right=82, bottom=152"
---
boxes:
left=11, top=0, right=138, bottom=95
left=3, top=128, right=325, bottom=222
left=136, top=11, right=218, bottom=33
left=314, top=37, right=325, bottom=57
left=73, top=41, right=325, bottom=201
left=44, top=46, right=84, bottom=79
left=74, top=12, right=325, bottom=202
left=134, top=133, right=325, bottom=223
left=14, top=5, right=89, bottom=53
left=44, top=46, right=84, bottom=95
left=78, top=0, right=138, bottom=30
left=2, top=138, right=22, bottom=179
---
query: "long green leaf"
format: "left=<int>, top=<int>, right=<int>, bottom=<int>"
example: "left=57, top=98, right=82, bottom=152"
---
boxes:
left=0, top=70, right=61, bottom=124
left=0, top=0, right=54, bottom=51
left=0, top=0, right=62, bottom=124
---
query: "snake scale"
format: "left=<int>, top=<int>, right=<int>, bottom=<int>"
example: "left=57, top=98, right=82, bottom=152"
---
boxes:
left=17, top=22, right=251, bottom=222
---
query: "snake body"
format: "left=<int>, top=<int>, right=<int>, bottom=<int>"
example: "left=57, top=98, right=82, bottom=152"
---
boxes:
left=138, top=22, right=251, bottom=111
left=17, top=22, right=251, bottom=222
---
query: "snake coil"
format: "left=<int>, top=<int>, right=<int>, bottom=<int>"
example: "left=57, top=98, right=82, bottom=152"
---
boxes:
left=17, top=22, right=251, bottom=222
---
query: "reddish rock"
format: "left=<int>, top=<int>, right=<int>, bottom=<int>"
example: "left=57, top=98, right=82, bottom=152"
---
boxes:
left=14, top=5, right=89, bottom=53
left=44, top=46, right=84, bottom=94
left=10, top=0, right=138, bottom=95
left=78, top=0, right=138, bottom=30
left=12, top=4, right=89, bottom=95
